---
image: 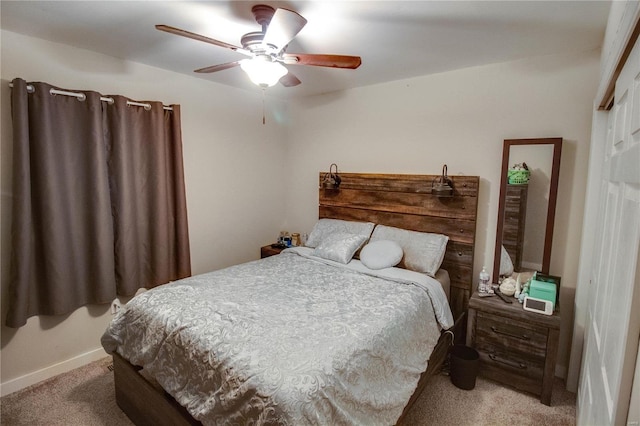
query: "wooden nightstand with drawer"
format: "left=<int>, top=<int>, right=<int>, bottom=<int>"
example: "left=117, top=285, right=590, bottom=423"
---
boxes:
left=260, top=244, right=286, bottom=258
left=466, top=291, right=561, bottom=405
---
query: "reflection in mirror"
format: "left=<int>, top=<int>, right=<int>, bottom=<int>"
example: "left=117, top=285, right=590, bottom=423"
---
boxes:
left=493, top=138, right=562, bottom=284
left=506, top=145, right=553, bottom=271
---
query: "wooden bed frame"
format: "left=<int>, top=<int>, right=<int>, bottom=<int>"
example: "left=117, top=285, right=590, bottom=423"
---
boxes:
left=112, top=172, right=480, bottom=425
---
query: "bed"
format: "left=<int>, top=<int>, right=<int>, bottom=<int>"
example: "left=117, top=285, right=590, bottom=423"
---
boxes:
left=102, top=172, right=479, bottom=425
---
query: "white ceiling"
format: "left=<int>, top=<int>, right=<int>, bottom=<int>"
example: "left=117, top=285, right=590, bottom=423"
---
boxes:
left=0, top=1, right=610, bottom=98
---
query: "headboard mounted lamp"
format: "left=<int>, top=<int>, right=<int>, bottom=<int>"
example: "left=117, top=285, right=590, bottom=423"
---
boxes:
left=432, top=164, right=454, bottom=197
left=321, top=163, right=342, bottom=189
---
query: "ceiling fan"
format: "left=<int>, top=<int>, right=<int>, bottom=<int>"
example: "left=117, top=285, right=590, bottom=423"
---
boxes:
left=156, top=4, right=362, bottom=88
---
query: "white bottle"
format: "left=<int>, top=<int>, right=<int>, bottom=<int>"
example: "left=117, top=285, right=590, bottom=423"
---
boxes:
left=479, top=267, right=490, bottom=293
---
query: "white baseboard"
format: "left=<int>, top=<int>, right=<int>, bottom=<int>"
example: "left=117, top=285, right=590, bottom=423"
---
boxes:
left=0, top=347, right=109, bottom=397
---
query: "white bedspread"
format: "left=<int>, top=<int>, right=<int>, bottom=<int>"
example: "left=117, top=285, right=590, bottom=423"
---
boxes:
left=101, top=249, right=453, bottom=425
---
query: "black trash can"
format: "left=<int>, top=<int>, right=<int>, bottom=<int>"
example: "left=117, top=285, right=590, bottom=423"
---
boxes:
left=449, top=344, right=480, bottom=390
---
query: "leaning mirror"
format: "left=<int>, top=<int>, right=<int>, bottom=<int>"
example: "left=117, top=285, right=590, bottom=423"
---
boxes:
left=492, top=138, right=563, bottom=283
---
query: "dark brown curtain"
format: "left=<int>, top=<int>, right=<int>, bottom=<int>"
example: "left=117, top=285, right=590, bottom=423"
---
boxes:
left=105, top=96, right=191, bottom=294
left=6, top=79, right=190, bottom=328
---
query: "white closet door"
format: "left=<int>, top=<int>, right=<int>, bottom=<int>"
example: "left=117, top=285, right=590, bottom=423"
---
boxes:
left=577, top=35, right=640, bottom=426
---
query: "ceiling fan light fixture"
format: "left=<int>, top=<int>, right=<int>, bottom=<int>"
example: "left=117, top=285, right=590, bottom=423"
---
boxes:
left=240, top=56, right=288, bottom=88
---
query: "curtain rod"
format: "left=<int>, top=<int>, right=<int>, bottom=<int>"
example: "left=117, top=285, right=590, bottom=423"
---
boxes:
left=8, top=83, right=173, bottom=111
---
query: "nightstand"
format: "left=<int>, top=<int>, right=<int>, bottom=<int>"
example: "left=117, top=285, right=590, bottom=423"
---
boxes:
left=260, top=245, right=285, bottom=258
left=466, top=291, right=561, bottom=405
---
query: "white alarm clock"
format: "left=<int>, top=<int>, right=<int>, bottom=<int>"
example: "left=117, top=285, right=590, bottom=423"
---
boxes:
left=523, top=295, right=554, bottom=315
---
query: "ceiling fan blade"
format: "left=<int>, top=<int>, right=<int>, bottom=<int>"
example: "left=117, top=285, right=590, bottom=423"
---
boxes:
left=156, top=24, right=252, bottom=56
left=282, top=53, right=362, bottom=69
left=263, top=8, right=307, bottom=52
left=280, top=72, right=301, bottom=87
left=194, top=61, right=241, bottom=73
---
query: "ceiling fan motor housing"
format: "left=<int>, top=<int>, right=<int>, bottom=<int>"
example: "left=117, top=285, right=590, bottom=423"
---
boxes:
left=242, top=5, right=280, bottom=56
left=241, top=31, right=280, bottom=59
left=251, top=4, right=275, bottom=29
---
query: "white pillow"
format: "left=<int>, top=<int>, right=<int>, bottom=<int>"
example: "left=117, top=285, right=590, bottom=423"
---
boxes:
left=311, top=233, right=368, bottom=264
left=370, top=225, right=449, bottom=277
left=305, top=219, right=375, bottom=248
left=500, top=245, right=515, bottom=276
left=360, top=240, right=404, bottom=270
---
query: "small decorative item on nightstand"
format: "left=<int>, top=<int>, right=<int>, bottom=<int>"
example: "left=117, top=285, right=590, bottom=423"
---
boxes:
left=529, top=272, right=561, bottom=310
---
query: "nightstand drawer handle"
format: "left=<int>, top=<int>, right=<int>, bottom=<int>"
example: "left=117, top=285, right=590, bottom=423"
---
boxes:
left=490, top=326, right=530, bottom=340
left=489, top=353, right=527, bottom=369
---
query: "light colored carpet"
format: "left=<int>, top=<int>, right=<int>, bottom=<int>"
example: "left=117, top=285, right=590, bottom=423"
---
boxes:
left=1, top=357, right=575, bottom=425
left=1, top=357, right=133, bottom=426
left=399, top=373, right=576, bottom=426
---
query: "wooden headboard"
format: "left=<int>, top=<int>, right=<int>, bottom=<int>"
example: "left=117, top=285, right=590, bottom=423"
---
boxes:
left=318, top=173, right=479, bottom=321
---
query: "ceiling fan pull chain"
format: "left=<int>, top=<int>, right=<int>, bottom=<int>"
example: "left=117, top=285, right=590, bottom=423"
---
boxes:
left=262, top=89, right=266, bottom=125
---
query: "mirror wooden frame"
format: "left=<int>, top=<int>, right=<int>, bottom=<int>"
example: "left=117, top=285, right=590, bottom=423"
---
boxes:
left=493, top=137, right=563, bottom=282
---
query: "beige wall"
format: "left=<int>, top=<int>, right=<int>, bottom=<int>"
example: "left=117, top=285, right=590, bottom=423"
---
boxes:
left=1, top=28, right=600, bottom=393
left=283, top=49, right=600, bottom=376
left=0, top=30, right=289, bottom=393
